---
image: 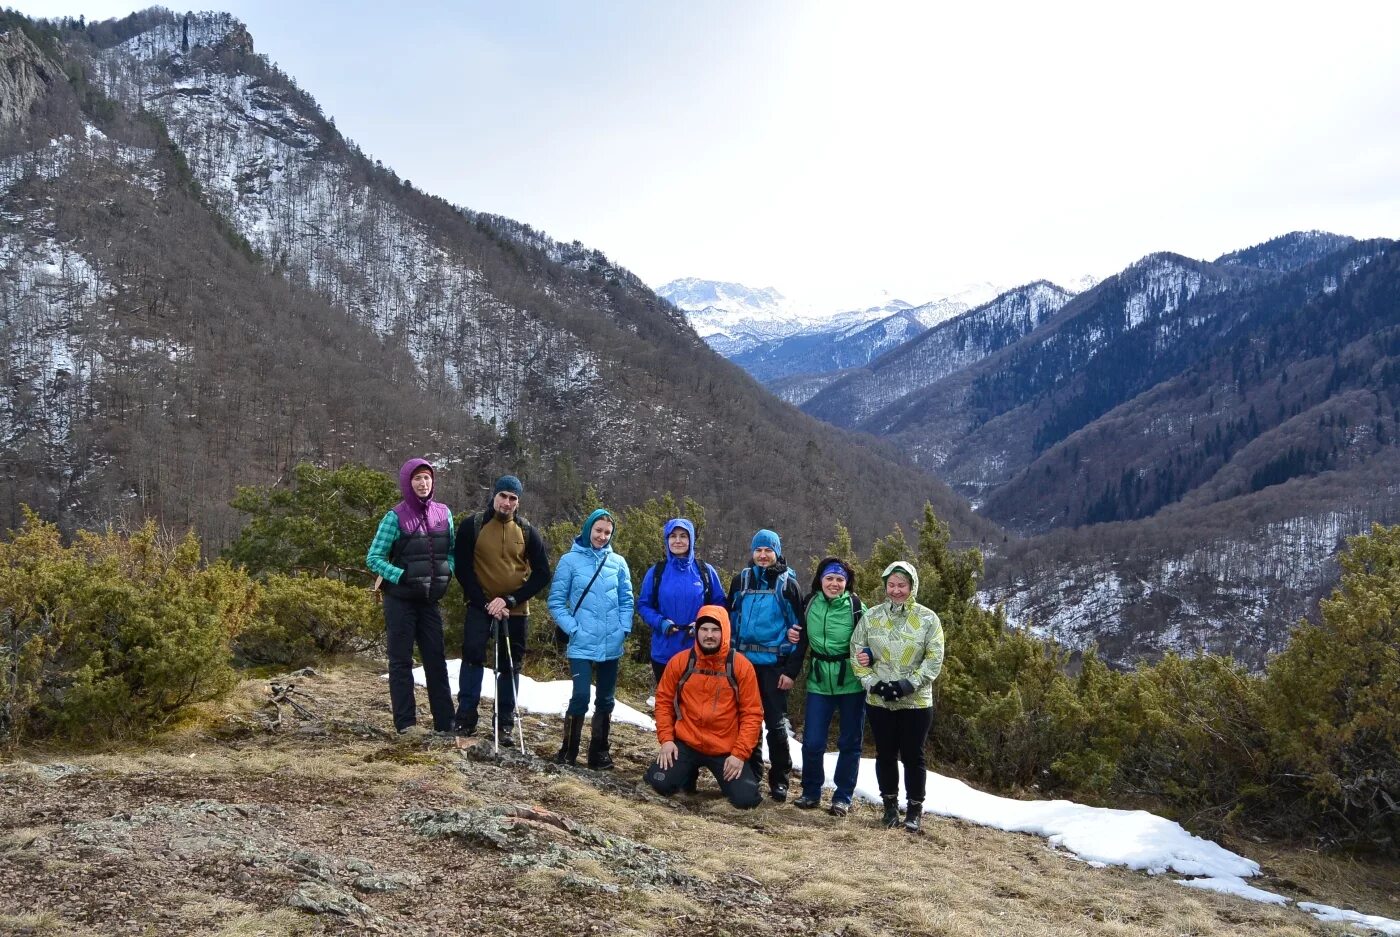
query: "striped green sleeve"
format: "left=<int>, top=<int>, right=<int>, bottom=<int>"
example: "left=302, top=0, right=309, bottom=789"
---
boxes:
left=366, top=511, right=403, bottom=583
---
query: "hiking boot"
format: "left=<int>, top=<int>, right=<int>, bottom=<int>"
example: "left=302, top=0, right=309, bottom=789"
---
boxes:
left=553, top=714, right=583, bottom=766
left=397, top=724, right=429, bottom=739
left=770, top=784, right=788, bottom=803
left=453, top=717, right=477, bottom=739
left=792, top=794, right=821, bottom=810
left=881, top=796, right=900, bottom=828
left=494, top=716, right=515, bottom=748
left=829, top=801, right=850, bottom=818
left=587, top=709, right=615, bottom=770
left=904, top=801, right=923, bottom=833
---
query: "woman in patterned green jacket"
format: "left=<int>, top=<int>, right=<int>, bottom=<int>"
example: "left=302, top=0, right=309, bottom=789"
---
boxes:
left=851, top=560, right=944, bottom=832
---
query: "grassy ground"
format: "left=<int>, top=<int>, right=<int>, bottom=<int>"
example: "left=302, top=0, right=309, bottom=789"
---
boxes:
left=1, top=660, right=1395, bottom=936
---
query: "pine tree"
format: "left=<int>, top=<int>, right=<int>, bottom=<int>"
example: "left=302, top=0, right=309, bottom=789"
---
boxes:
left=1264, top=524, right=1400, bottom=851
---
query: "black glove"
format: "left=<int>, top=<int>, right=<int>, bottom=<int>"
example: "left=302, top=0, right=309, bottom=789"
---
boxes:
left=870, top=681, right=890, bottom=699
left=892, top=679, right=916, bottom=698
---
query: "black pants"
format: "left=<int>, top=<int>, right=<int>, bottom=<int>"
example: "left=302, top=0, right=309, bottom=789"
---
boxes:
left=645, top=740, right=761, bottom=809
left=866, top=704, right=934, bottom=803
left=384, top=594, right=454, bottom=732
left=455, top=607, right=528, bottom=727
left=748, top=663, right=793, bottom=790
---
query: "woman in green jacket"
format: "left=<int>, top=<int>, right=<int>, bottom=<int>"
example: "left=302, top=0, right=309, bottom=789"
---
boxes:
left=786, top=557, right=866, bottom=816
left=851, top=560, right=944, bottom=832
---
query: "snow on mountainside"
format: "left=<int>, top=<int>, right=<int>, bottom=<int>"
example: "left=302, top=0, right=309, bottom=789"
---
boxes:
left=93, top=16, right=609, bottom=426
left=656, top=278, right=809, bottom=354
left=803, top=281, right=1075, bottom=427
left=981, top=502, right=1383, bottom=669
left=1215, top=230, right=1356, bottom=273
left=668, top=278, right=1007, bottom=385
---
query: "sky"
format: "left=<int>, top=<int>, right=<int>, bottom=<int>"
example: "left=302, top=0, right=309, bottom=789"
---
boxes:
left=12, top=1, right=1400, bottom=311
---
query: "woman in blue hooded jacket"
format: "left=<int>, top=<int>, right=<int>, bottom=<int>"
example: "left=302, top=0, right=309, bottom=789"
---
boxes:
left=636, top=518, right=727, bottom=685
left=547, top=508, right=634, bottom=768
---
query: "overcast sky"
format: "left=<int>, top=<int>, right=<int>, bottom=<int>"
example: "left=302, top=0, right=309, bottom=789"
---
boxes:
left=13, top=1, right=1400, bottom=310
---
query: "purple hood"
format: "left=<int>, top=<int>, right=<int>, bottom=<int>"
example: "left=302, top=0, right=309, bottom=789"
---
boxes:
left=392, top=458, right=451, bottom=534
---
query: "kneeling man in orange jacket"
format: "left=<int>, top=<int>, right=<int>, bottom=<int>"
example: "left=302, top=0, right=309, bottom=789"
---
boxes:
left=645, top=606, right=764, bottom=808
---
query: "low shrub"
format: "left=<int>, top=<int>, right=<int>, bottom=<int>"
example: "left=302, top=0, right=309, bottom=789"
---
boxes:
left=236, top=574, right=381, bottom=667
left=1, top=509, right=256, bottom=744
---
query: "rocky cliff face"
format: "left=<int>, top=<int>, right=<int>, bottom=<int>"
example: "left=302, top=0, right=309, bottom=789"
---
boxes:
left=0, top=29, right=58, bottom=128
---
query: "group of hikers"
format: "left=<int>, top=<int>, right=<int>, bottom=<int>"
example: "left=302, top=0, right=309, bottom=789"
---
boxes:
left=367, top=459, right=945, bottom=831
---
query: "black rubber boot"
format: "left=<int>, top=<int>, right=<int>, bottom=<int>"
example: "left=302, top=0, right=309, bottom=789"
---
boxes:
left=904, top=800, right=923, bottom=833
left=553, top=714, right=583, bottom=765
left=494, top=710, right=514, bottom=748
left=587, top=709, right=615, bottom=770
left=881, top=796, right=900, bottom=828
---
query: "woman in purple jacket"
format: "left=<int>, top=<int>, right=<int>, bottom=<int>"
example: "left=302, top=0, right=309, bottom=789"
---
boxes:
left=366, top=458, right=455, bottom=736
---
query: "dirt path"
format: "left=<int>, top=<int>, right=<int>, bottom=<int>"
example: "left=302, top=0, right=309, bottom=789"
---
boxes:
left=1, top=664, right=1393, bottom=936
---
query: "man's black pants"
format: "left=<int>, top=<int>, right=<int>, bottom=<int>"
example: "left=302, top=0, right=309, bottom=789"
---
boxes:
left=455, top=607, right=527, bottom=730
left=645, top=740, right=761, bottom=809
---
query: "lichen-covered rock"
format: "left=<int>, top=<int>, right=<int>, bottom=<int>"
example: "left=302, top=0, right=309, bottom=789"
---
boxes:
left=286, top=882, right=372, bottom=917
left=351, top=871, right=422, bottom=893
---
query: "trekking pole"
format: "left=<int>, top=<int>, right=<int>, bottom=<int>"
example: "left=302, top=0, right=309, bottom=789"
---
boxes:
left=491, top=618, right=502, bottom=755
left=502, top=624, right=526, bottom=754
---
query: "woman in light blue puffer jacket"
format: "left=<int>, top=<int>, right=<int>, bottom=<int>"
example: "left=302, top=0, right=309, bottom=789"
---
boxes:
left=547, top=508, right=634, bottom=769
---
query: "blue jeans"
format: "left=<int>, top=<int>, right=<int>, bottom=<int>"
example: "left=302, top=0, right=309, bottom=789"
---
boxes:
left=801, top=690, right=866, bottom=804
left=568, top=657, right=619, bottom=717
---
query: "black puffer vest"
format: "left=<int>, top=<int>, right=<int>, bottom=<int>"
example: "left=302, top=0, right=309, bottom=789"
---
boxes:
left=389, top=526, right=452, bottom=602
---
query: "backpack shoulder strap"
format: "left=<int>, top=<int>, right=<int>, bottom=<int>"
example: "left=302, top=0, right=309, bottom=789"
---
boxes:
left=699, top=560, right=714, bottom=605
left=673, top=646, right=701, bottom=722
left=648, top=560, right=666, bottom=602
left=725, top=646, right=739, bottom=707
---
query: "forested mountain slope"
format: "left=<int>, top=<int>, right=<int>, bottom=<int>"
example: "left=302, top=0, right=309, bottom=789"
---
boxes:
left=0, top=11, right=994, bottom=555
left=802, top=281, right=1075, bottom=427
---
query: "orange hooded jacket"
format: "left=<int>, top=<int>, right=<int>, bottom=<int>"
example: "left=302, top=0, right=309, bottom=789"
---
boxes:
left=654, top=605, right=764, bottom=760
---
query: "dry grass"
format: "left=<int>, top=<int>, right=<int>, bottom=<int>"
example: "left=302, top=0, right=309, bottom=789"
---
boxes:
left=0, top=825, right=54, bottom=852
left=535, top=740, right=1356, bottom=937
left=164, top=892, right=312, bottom=937
left=2, top=662, right=1390, bottom=937
left=0, top=910, right=67, bottom=935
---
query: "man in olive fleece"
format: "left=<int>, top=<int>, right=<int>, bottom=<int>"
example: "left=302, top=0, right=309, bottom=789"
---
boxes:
left=452, top=475, right=551, bottom=742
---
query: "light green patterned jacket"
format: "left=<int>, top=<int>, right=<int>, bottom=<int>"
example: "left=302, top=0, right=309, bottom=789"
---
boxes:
left=850, top=561, right=945, bottom=710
